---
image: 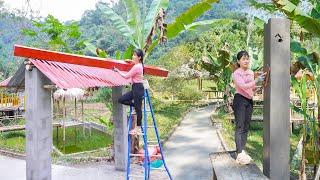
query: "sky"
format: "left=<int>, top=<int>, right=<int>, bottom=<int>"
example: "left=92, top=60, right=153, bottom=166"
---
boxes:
left=2, top=0, right=115, bottom=22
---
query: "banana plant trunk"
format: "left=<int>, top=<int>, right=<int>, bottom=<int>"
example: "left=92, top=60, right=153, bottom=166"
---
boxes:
left=318, top=95, right=320, bottom=152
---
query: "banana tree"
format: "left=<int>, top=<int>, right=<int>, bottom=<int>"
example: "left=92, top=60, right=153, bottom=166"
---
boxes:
left=250, top=0, right=320, bottom=176
left=97, top=0, right=220, bottom=59
left=249, top=0, right=320, bottom=38
left=290, top=40, right=320, bottom=179
left=291, top=70, right=320, bottom=179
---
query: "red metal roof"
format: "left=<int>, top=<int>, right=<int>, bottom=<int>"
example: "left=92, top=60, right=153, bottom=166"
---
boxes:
left=30, top=59, right=132, bottom=89
left=14, top=45, right=169, bottom=77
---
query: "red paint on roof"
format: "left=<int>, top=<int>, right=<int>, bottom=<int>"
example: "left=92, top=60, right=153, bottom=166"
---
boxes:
left=31, top=59, right=132, bottom=89
left=14, top=45, right=169, bottom=77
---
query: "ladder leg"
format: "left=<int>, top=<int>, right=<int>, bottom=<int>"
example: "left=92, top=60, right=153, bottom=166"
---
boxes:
left=143, top=90, right=150, bottom=180
left=127, top=88, right=173, bottom=180
left=146, top=89, right=173, bottom=180
left=126, top=106, right=133, bottom=180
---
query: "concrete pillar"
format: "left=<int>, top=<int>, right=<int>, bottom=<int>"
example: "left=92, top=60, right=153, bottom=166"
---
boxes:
left=263, top=18, right=290, bottom=179
left=112, top=86, right=128, bottom=171
left=25, top=67, right=52, bottom=180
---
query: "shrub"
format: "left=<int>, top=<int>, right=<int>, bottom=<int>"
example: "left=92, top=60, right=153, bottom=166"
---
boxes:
left=177, top=85, right=203, bottom=102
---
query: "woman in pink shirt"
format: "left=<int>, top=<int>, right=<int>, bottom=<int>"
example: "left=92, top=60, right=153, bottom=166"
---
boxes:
left=114, top=49, right=144, bottom=134
left=232, top=51, right=265, bottom=165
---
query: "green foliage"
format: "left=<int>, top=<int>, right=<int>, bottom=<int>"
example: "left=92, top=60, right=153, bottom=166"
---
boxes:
left=98, top=117, right=114, bottom=133
left=0, top=6, right=30, bottom=80
left=247, top=0, right=278, bottom=12
left=291, top=74, right=319, bottom=165
left=97, top=0, right=219, bottom=58
left=123, top=45, right=134, bottom=59
left=152, top=44, right=192, bottom=70
left=149, top=76, right=186, bottom=99
left=177, top=85, right=203, bottom=102
left=184, top=18, right=234, bottom=31
left=97, top=3, right=136, bottom=47
left=250, top=0, right=320, bottom=37
left=291, top=41, right=308, bottom=55
left=22, top=15, right=86, bottom=53
left=294, top=15, right=320, bottom=38
left=97, top=0, right=170, bottom=50
left=0, top=131, right=25, bottom=139
left=166, top=0, right=219, bottom=39
left=253, top=17, right=265, bottom=29
left=95, top=87, right=113, bottom=111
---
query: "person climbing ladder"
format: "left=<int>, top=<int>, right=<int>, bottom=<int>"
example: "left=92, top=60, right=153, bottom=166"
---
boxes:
left=113, top=49, right=145, bottom=135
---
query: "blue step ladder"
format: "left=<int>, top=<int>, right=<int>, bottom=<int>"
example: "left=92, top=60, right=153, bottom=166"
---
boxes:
left=126, top=85, right=173, bottom=180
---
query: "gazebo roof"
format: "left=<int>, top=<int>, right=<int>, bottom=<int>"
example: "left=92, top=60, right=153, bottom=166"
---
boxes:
left=31, top=59, right=131, bottom=88
left=5, top=45, right=169, bottom=89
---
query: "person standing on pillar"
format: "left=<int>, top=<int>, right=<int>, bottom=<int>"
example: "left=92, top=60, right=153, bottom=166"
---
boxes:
left=113, top=49, right=145, bottom=135
left=232, top=50, right=266, bottom=165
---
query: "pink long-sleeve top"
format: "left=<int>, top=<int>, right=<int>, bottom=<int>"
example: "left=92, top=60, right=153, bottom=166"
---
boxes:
left=119, top=63, right=144, bottom=83
left=232, top=68, right=256, bottom=99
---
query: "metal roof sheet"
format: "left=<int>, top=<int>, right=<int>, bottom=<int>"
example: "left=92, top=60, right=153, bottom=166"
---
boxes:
left=30, top=59, right=132, bottom=89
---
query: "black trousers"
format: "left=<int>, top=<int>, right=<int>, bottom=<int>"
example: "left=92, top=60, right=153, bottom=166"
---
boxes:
left=118, top=83, right=144, bottom=126
left=233, top=93, right=253, bottom=153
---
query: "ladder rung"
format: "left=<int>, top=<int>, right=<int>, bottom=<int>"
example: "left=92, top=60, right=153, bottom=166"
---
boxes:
left=150, top=167, right=166, bottom=171
left=147, top=140, right=158, bottom=143
left=142, top=126, right=155, bottom=128
left=128, top=175, right=144, bottom=178
left=130, top=153, right=162, bottom=158
left=147, top=144, right=159, bottom=147
left=129, top=132, right=145, bottom=136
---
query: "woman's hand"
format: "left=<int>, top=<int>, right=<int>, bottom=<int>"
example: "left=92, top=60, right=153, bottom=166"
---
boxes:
left=255, top=72, right=267, bottom=84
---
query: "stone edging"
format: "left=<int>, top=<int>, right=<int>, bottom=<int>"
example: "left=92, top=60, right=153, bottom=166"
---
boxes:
left=0, top=148, right=25, bottom=159
left=210, top=102, right=232, bottom=152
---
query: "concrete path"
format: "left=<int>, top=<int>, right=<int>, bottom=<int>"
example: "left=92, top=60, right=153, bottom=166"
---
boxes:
left=0, top=155, right=120, bottom=180
left=0, top=155, right=165, bottom=180
left=163, top=105, right=222, bottom=180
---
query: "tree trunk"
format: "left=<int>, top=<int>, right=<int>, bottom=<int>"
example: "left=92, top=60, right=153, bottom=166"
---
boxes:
left=300, top=137, right=307, bottom=180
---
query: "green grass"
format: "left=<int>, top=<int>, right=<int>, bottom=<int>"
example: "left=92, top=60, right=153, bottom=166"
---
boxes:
left=0, top=130, right=25, bottom=153
left=154, top=101, right=192, bottom=140
left=215, top=110, right=301, bottom=170
left=0, top=127, right=112, bottom=155
left=53, top=126, right=112, bottom=154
